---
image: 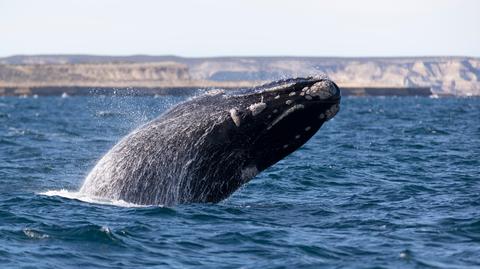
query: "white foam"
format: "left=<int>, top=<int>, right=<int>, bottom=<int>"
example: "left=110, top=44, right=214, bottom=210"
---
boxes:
left=39, top=189, right=150, bottom=208
left=23, top=228, right=49, bottom=239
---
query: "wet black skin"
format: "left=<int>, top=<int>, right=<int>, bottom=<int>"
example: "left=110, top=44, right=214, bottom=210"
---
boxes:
left=178, top=77, right=341, bottom=203
left=82, top=76, right=341, bottom=205
left=229, top=78, right=340, bottom=172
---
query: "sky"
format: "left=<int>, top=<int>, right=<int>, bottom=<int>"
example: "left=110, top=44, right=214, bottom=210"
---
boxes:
left=0, top=0, right=479, bottom=58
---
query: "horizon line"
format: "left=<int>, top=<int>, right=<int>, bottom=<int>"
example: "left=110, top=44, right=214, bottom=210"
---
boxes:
left=1, top=54, right=479, bottom=60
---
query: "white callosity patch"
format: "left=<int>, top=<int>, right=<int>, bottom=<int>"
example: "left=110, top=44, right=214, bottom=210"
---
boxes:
left=240, top=165, right=258, bottom=184
left=312, top=74, right=330, bottom=81
left=229, top=108, right=242, bottom=127
left=325, top=104, right=340, bottom=121
left=304, top=80, right=337, bottom=99
left=267, top=104, right=305, bottom=130
left=248, top=102, right=267, bottom=116
left=285, top=100, right=293, bottom=105
left=263, top=82, right=296, bottom=92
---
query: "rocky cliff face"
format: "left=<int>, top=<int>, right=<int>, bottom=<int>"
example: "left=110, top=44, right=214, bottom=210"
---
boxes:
left=0, top=62, right=191, bottom=87
left=1, top=55, right=479, bottom=95
left=188, top=57, right=480, bottom=96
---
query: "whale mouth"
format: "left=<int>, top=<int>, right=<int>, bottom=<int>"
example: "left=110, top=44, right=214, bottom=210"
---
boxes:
left=267, top=104, right=306, bottom=130
left=262, top=96, right=340, bottom=136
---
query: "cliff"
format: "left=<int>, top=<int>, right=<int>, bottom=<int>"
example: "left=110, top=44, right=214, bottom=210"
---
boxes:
left=186, top=57, right=480, bottom=96
left=0, top=62, right=191, bottom=87
left=1, top=55, right=479, bottom=96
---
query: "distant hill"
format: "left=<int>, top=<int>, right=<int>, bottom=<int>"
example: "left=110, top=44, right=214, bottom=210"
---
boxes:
left=1, top=55, right=479, bottom=95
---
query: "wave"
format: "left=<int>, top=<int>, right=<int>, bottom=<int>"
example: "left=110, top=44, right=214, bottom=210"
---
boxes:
left=39, top=189, right=150, bottom=208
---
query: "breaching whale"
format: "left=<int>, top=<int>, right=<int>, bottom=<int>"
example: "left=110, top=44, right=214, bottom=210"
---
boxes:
left=80, top=76, right=341, bottom=206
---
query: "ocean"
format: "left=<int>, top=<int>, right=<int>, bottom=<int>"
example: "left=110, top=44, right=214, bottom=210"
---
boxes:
left=0, top=94, right=479, bottom=268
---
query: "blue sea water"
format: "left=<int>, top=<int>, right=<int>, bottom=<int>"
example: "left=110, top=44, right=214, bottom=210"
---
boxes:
left=0, top=94, right=479, bottom=268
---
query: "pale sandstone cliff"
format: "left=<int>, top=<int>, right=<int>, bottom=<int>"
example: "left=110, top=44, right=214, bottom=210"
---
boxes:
left=0, top=62, right=192, bottom=87
left=1, top=55, right=479, bottom=95
left=189, top=57, right=480, bottom=95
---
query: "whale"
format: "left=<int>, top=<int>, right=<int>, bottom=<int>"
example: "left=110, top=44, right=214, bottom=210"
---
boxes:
left=79, top=76, right=341, bottom=206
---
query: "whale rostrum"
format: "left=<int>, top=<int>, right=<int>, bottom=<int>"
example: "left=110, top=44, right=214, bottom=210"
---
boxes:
left=80, top=76, right=341, bottom=206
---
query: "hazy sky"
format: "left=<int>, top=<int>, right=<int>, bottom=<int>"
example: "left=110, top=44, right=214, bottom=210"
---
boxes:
left=0, top=0, right=479, bottom=57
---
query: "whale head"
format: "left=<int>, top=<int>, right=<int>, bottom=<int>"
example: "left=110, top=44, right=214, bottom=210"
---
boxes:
left=223, top=75, right=341, bottom=173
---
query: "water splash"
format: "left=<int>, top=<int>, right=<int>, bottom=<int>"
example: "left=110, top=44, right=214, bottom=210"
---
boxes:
left=39, top=189, right=151, bottom=208
left=23, top=228, right=49, bottom=239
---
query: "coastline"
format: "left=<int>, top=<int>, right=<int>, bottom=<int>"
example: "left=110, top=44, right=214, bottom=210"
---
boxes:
left=0, top=85, right=433, bottom=97
left=1, top=55, right=478, bottom=96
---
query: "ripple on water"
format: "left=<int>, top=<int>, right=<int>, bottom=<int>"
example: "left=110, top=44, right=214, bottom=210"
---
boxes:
left=0, top=96, right=479, bottom=268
